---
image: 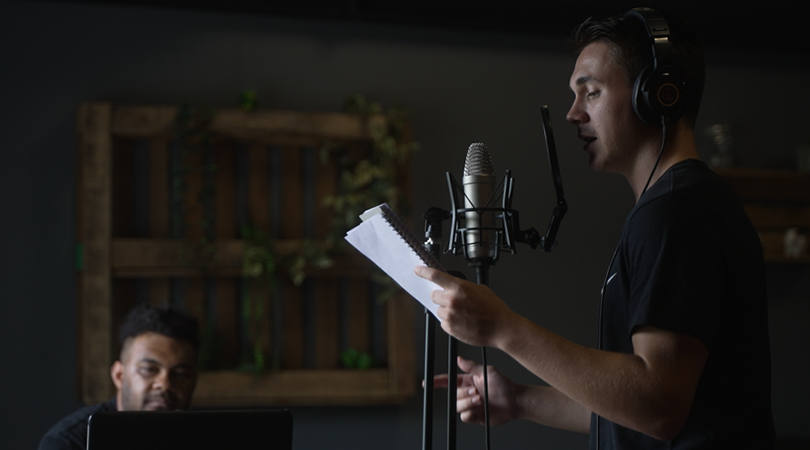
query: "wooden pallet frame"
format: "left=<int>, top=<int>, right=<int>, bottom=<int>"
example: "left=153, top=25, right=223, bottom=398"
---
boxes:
left=76, top=102, right=415, bottom=406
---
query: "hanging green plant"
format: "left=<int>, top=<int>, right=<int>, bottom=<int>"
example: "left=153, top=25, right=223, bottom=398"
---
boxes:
left=173, top=103, right=217, bottom=244
left=322, top=94, right=419, bottom=237
left=286, top=240, right=334, bottom=286
left=321, top=94, right=420, bottom=302
left=239, top=224, right=276, bottom=374
left=173, top=103, right=220, bottom=370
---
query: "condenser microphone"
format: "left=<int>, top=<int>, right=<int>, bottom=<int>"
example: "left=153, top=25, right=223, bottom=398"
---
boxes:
left=462, top=143, right=497, bottom=262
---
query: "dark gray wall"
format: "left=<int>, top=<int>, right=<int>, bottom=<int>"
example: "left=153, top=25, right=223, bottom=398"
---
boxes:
left=2, top=1, right=809, bottom=448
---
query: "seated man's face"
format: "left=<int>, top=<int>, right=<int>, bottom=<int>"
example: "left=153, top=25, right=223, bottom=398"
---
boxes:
left=111, top=332, right=198, bottom=411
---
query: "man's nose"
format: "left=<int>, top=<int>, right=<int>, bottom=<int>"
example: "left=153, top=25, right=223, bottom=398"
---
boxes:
left=153, top=370, right=171, bottom=391
left=566, top=100, right=587, bottom=125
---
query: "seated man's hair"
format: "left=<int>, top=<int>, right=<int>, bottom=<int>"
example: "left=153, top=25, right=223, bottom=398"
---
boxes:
left=118, top=304, right=200, bottom=352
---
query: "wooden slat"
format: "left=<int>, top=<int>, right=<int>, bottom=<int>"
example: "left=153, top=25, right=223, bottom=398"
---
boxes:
left=77, top=102, right=115, bottom=404
left=280, top=145, right=305, bottom=369
left=245, top=143, right=273, bottom=362
left=111, top=138, right=135, bottom=238
left=279, top=146, right=304, bottom=239
left=387, top=292, right=415, bottom=397
left=247, top=144, right=270, bottom=228
left=109, top=104, right=176, bottom=138
left=347, top=279, right=370, bottom=353
left=111, top=278, right=138, bottom=358
left=213, top=141, right=239, bottom=366
left=109, top=238, right=372, bottom=276
left=194, top=369, right=396, bottom=405
left=314, top=278, right=339, bottom=368
left=281, top=279, right=305, bottom=369
left=109, top=138, right=140, bottom=358
left=112, top=239, right=243, bottom=268
left=212, top=110, right=385, bottom=142
left=183, top=139, right=205, bottom=242
left=184, top=277, right=207, bottom=339
left=182, top=143, right=206, bottom=324
left=148, top=137, right=171, bottom=237
left=314, top=151, right=337, bottom=239
left=313, top=145, right=339, bottom=369
left=214, top=141, right=237, bottom=238
left=148, top=137, right=171, bottom=305
left=109, top=104, right=387, bottom=142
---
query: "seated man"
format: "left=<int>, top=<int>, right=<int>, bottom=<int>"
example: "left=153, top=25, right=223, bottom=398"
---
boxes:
left=39, top=304, right=200, bottom=450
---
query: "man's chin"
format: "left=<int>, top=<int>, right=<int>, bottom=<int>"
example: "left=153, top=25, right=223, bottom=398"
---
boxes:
left=587, top=154, right=613, bottom=173
left=587, top=155, right=604, bottom=172
left=142, top=401, right=174, bottom=411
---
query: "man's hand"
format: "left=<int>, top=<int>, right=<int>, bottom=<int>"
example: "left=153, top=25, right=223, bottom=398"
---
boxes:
left=415, top=266, right=516, bottom=348
left=433, top=356, right=522, bottom=426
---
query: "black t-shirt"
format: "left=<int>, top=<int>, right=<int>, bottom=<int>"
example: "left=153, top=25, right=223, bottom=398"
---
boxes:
left=39, top=398, right=117, bottom=450
left=590, top=159, right=774, bottom=450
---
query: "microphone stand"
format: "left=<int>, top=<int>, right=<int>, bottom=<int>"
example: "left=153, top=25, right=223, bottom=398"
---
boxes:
left=422, top=207, right=450, bottom=450
left=423, top=105, right=566, bottom=450
left=423, top=207, right=472, bottom=450
left=472, top=263, right=491, bottom=450
left=422, top=305, right=436, bottom=450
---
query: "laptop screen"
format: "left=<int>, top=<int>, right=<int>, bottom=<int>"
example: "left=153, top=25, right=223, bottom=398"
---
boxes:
left=87, top=409, right=293, bottom=450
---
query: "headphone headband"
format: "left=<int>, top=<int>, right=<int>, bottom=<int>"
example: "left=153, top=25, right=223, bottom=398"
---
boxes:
left=625, top=7, right=686, bottom=125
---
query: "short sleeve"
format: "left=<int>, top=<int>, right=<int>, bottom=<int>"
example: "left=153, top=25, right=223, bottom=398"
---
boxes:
left=623, top=196, right=724, bottom=348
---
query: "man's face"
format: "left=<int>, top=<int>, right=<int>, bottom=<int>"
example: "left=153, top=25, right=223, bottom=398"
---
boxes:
left=111, top=332, right=197, bottom=411
left=566, top=41, right=654, bottom=174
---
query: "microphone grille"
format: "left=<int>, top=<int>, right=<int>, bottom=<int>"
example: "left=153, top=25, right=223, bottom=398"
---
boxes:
left=464, top=142, right=495, bottom=176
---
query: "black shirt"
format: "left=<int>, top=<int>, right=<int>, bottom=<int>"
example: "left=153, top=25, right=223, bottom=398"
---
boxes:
left=39, top=398, right=117, bottom=450
left=590, top=160, right=775, bottom=449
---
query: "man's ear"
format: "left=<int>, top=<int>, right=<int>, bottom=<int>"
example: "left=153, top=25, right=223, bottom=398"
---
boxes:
left=111, top=360, right=124, bottom=390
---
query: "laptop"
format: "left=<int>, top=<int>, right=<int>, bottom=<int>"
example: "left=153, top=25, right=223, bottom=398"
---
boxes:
left=87, top=409, right=293, bottom=450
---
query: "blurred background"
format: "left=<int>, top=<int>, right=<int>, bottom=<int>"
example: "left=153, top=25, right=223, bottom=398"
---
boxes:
left=2, top=0, right=808, bottom=448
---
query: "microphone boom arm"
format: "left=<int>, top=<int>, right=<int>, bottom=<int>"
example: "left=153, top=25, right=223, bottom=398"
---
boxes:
left=538, top=105, right=568, bottom=252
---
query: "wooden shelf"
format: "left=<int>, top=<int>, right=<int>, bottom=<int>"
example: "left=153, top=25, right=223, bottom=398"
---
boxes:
left=715, top=168, right=810, bottom=263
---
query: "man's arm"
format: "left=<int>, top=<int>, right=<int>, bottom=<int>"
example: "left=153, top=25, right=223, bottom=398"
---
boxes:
left=435, top=356, right=591, bottom=433
left=416, top=266, right=708, bottom=441
left=517, top=384, right=592, bottom=433
left=38, top=429, right=81, bottom=450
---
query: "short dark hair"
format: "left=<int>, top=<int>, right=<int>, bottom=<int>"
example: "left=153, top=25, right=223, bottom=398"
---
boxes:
left=118, top=304, right=200, bottom=354
left=571, top=8, right=705, bottom=127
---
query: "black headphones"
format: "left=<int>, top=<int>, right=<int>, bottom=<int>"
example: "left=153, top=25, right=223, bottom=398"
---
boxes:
left=625, top=7, right=687, bottom=126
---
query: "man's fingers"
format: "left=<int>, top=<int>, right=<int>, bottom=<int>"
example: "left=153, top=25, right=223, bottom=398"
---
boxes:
left=414, top=265, right=455, bottom=288
left=432, top=374, right=449, bottom=388
left=431, top=373, right=470, bottom=389
left=459, top=408, right=482, bottom=424
left=457, top=356, right=481, bottom=375
left=456, top=391, right=482, bottom=413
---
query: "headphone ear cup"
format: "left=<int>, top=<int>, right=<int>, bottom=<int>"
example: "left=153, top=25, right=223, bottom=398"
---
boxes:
left=632, top=65, right=660, bottom=126
left=633, top=65, right=686, bottom=126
